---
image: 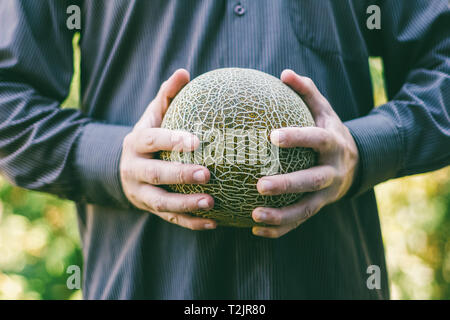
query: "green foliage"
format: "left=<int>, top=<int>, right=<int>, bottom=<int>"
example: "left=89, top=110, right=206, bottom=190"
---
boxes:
left=0, top=41, right=448, bottom=299
left=0, top=34, right=83, bottom=300
left=376, top=168, right=450, bottom=299
left=0, top=177, right=82, bottom=299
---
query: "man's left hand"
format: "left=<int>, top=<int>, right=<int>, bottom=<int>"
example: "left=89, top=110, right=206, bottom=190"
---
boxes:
left=252, top=69, right=359, bottom=238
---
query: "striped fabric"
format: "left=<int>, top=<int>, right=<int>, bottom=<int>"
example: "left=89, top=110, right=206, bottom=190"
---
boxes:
left=0, top=0, right=449, bottom=299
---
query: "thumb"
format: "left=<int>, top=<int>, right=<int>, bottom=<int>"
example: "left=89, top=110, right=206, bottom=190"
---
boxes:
left=141, top=68, right=190, bottom=128
left=280, top=69, right=333, bottom=119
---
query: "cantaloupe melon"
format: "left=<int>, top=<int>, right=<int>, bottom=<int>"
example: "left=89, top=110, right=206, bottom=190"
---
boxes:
left=160, top=68, right=316, bottom=227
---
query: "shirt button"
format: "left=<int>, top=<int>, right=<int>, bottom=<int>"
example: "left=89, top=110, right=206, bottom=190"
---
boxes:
left=234, top=3, right=245, bottom=16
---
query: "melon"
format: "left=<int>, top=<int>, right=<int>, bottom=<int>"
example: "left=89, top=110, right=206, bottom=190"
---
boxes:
left=160, top=68, right=316, bottom=227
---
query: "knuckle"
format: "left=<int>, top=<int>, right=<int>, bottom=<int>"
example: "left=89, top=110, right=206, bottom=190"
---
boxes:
left=180, top=199, right=190, bottom=212
left=170, top=133, right=184, bottom=151
left=123, top=133, right=134, bottom=150
left=303, top=77, right=314, bottom=89
left=270, top=212, right=282, bottom=225
left=120, top=164, right=132, bottom=180
left=280, top=177, right=291, bottom=193
left=160, top=81, right=168, bottom=93
left=167, top=214, right=178, bottom=225
left=176, top=165, right=187, bottom=184
left=312, top=174, right=326, bottom=191
left=332, top=135, right=343, bottom=150
left=303, top=205, right=315, bottom=219
left=292, top=128, right=306, bottom=146
left=341, top=138, right=351, bottom=153
left=124, top=132, right=132, bottom=144
left=152, top=196, right=165, bottom=212
left=145, top=132, right=155, bottom=148
left=319, top=96, right=330, bottom=107
left=145, top=166, right=160, bottom=184
left=318, top=131, right=332, bottom=150
left=294, top=128, right=306, bottom=142
left=344, top=140, right=356, bottom=156
left=169, top=131, right=177, bottom=144
left=127, top=190, right=139, bottom=206
left=279, top=129, right=291, bottom=143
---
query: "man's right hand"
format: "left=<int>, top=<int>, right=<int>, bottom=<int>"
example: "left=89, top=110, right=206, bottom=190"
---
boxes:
left=120, top=69, right=217, bottom=230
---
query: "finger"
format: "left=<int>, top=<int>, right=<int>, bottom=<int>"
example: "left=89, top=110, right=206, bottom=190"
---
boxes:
left=159, top=68, right=191, bottom=104
left=133, top=159, right=210, bottom=185
left=154, top=68, right=190, bottom=115
left=135, top=128, right=200, bottom=153
left=270, top=127, right=334, bottom=152
left=257, top=165, right=335, bottom=195
left=252, top=221, right=301, bottom=239
left=140, top=69, right=190, bottom=128
left=156, top=211, right=217, bottom=231
left=280, top=69, right=332, bottom=117
left=136, top=184, right=214, bottom=214
left=252, top=192, right=325, bottom=226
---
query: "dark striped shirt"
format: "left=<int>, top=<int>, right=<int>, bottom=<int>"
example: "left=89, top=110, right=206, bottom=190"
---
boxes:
left=0, top=0, right=449, bottom=299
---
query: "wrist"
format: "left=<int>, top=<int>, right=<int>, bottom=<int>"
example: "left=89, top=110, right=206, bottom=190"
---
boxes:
left=342, top=126, right=362, bottom=199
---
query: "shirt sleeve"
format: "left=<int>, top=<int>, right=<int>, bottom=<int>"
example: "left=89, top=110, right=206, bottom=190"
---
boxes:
left=345, top=0, right=450, bottom=197
left=0, top=0, right=133, bottom=208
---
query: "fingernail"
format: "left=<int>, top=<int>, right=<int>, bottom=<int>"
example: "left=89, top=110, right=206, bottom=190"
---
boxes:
left=193, top=170, right=206, bottom=183
left=198, top=198, right=210, bottom=209
left=271, top=130, right=285, bottom=145
left=204, top=223, right=216, bottom=229
left=259, top=180, right=273, bottom=193
left=254, top=211, right=267, bottom=221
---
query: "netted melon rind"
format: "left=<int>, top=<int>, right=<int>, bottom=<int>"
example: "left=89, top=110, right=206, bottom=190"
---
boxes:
left=160, top=68, right=316, bottom=227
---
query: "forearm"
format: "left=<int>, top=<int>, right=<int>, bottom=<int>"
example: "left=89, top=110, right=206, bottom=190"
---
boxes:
left=0, top=77, right=133, bottom=208
left=345, top=0, right=450, bottom=197
left=0, top=0, right=133, bottom=208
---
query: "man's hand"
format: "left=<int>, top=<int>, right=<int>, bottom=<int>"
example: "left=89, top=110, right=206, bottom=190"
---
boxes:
left=120, top=69, right=217, bottom=230
left=252, top=69, right=359, bottom=238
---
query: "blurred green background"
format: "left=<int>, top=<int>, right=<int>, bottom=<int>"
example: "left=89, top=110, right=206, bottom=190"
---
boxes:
left=0, top=34, right=449, bottom=300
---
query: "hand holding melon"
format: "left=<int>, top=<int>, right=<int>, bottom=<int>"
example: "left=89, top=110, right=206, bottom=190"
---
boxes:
left=250, top=70, right=360, bottom=238
left=119, top=69, right=218, bottom=231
